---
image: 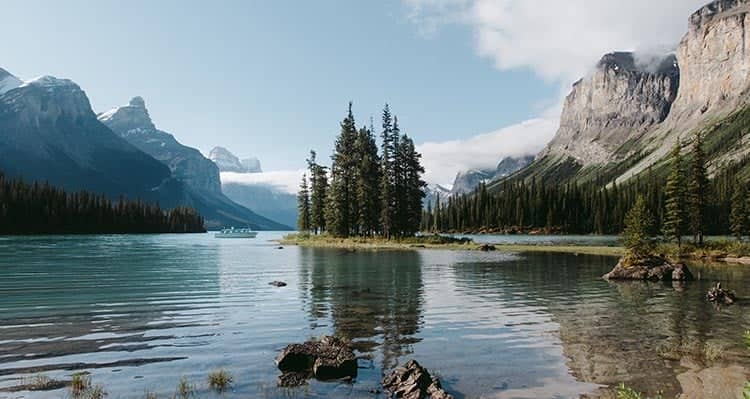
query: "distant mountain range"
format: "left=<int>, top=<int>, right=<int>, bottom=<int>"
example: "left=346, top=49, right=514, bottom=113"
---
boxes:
left=0, top=68, right=290, bottom=230
left=211, top=146, right=298, bottom=227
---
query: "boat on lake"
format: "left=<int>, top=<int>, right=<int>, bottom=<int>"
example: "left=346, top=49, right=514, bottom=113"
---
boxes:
left=214, top=227, right=258, bottom=238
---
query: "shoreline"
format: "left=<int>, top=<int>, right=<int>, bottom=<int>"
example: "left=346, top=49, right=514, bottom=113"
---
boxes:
left=277, top=234, right=625, bottom=256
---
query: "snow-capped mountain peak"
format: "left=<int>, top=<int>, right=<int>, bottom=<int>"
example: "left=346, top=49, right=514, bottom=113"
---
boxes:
left=209, top=146, right=262, bottom=173
left=98, top=96, right=155, bottom=131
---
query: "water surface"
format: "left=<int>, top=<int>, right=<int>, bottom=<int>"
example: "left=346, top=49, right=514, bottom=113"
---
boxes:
left=0, top=233, right=748, bottom=398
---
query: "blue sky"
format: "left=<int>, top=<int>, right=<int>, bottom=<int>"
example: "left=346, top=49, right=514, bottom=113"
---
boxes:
left=1, top=0, right=707, bottom=188
left=0, top=1, right=553, bottom=169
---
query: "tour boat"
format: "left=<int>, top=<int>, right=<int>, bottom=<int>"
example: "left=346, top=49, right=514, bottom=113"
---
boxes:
left=214, top=227, right=258, bottom=238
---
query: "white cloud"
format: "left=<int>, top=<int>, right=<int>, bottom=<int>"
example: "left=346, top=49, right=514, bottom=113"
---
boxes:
left=418, top=113, right=558, bottom=186
left=407, top=0, right=708, bottom=185
left=221, top=170, right=305, bottom=194
left=404, top=0, right=707, bottom=83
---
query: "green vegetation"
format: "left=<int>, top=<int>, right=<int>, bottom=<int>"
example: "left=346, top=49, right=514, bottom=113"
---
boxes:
left=298, top=103, right=426, bottom=239
left=615, top=383, right=664, bottom=399
left=663, top=141, right=687, bottom=248
left=69, top=373, right=106, bottom=399
left=18, top=374, right=66, bottom=391
left=429, top=126, right=747, bottom=242
left=281, top=233, right=473, bottom=250
left=622, top=195, right=656, bottom=259
left=730, top=181, right=749, bottom=241
left=207, top=369, right=233, bottom=393
left=0, top=171, right=205, bottom=234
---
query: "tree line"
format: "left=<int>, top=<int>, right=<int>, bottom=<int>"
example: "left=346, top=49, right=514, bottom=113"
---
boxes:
left=298, top=103, right=427, bottom=239
left=425, top=131, right=748, bottom=241
left=0, top=171, right=206, bottom=234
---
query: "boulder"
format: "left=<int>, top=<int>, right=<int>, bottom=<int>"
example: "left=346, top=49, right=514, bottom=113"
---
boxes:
left=706, top=282, right=737, bottom=305
left=269, top=281, right=287, bottom=287
left=382, top=360, right=454, bottom=399
left=478, top=244, right=496, bottom=252
left=603, top=256, right=694, bottom=281
left=275, top=336, right=357, bottom=386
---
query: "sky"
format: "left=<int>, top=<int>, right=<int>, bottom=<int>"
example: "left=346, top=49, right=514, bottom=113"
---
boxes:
left=1, top=0, right=708, bottom=191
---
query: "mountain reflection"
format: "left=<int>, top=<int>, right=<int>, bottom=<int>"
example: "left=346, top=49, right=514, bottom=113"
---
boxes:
left=297, top=247, right=425, bottom=369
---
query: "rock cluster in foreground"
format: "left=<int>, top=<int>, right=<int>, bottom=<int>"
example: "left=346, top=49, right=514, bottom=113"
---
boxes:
left=383, top=360, right=454, bottom=399
left=603, top=256, right=693, bottom=281
left=275, top=336, right=357, bottom=386
left=707, top=282, right=737, bottom=305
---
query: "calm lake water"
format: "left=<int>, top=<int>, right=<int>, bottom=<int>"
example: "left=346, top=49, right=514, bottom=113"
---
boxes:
left=1, top=233, right=749, bottom=399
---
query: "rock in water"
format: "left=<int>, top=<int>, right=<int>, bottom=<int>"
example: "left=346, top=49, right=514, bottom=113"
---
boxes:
left=275, top=336, right=357, bottom=386
left=603, top=256, right=694, bottom=281
left=707, top=282, right=737, bottom=305
left=269, top=281, right=287, bottom=287
left=478, top=244, right=496, bottom=252
left=382, top=360, right=454, bottom=399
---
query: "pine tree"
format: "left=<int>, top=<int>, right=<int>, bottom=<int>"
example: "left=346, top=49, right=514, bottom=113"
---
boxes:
left=380, top=104, right=396, bottom=239
left=397, top=134, right=426, bottom=236
left=663, top=140, right=687, bottom=247
left=307, top=150, right=328, bottom=234
left=688, top=131, right=708, bottom=246
left=355, top=126, right=382, bottom=236
left=297, top=174, right=311, bottom=232
left=327, top=103, right=358, bottom=237
left=622, top=195, right=655, bottom=259
left=730, top=181, right=748, bottom=241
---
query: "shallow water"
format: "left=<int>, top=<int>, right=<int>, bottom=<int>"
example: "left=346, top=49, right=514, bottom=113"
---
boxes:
left=0, top=233, right=748, bottom=398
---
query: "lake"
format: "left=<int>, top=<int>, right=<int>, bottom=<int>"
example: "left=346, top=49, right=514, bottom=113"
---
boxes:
left=0, top=233, right=749, bottom=398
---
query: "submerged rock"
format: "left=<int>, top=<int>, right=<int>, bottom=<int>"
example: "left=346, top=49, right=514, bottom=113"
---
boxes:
left=275, top=336, right=357, bottom=386
left=706, top=282, right=737, bottom=305
left=603, top=256, right=694, bottom=281
left=382, top=360, right=454, bottom=399
left=269, top=281, right=287, bottom=287
left=478, top=244, right=496, bottom=252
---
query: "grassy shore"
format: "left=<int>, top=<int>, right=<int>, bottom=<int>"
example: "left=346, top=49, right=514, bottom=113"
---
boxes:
left=279, top=233, right=625, bottom=256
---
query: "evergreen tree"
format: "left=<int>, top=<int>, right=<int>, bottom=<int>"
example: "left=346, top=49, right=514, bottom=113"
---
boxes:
left=622, top=195, right=655, bottom=259
left=327, top=103, right=358, bottom=237
left=355, top=125, right=382, bottom=236
left=307, top=150, right=328, bottom=234
left=663, top=140, right=687, bottom=247
left=730, top=181, right=748, bottom=241
left=380, top=104, right=396, bottom=238
left=297, top=174, right=311, bottom=232
left=688, top=131, right=708, bottom=245
left=433, top=193, right=441, bottom=233
left=396, top=134, right=426, bottom=236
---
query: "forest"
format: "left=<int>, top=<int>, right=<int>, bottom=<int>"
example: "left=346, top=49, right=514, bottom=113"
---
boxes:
left=0, top=171, right=206, bottom=234
left=297, top=103, right=427, bottom=239
left=423, top=131, right=749, bottom=241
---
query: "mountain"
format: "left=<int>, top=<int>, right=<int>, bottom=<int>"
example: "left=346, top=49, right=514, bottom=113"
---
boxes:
left=222, top=183, right=297, bottom=228
left=0, top=74, right=183, bottom=203
left=497, top=0, right=750, bottom=189
left=451, top=155, right=534, bottom=195
left=99, top=97, right=290, bottom=231
left=424, top=183, right=452, bottom=207
left=209, top=146, right=262, bottom=173
left=0, top=68, right=22, bottom=95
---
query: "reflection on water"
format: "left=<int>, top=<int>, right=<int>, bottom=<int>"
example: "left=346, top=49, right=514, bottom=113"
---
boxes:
left=298, top=248, right=424, bottom=370
left=0, top=234, right=749, bottom=398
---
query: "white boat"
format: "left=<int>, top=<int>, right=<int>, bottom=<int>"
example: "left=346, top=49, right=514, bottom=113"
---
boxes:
left=214, top=227, right=258, bottom=238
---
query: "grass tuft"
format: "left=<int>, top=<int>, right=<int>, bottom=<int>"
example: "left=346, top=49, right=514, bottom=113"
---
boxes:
left=175, top=376, right=195, bottom=399
left=71, top=372, right=91, bottom=395
left=615, top=383, right=664, bottom=399
left=208, top=369, right=233, bottom=393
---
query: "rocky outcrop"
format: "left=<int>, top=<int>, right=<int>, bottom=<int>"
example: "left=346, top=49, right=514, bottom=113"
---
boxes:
left=603, top=256, right=694, bottom=281
left=209, top=146, right=261, bottom=173
left=540, top=52, right=679, bottom=166
left=382, top=360, right=454, bottom=399
left=275, top=336, right=357, bottom=386
left=99, top=97, right=222, bottom=194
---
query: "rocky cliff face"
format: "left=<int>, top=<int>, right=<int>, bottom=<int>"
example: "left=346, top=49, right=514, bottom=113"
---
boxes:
left=540, top=52, right=679, bottom=166
left=99, top=97, right=222, bottom=194
left=0, top=74, right=179, bottom=200
left=0, top=68, right=21, bottom=95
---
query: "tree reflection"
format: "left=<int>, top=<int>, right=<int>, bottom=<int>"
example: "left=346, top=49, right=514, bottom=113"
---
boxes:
left=297, top=248, right=425, bottom=369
